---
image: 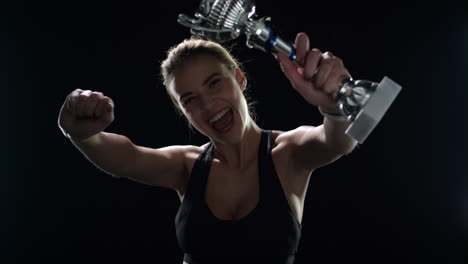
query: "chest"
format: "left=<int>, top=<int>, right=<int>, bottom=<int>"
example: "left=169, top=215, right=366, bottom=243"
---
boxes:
left=205, top=160, right=259, bottom=221
left=182, top=146, right=309, bottom=224
left=176, top=157, right=303, bottom=259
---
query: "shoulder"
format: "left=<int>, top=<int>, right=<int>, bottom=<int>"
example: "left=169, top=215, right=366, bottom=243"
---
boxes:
left=270, top=126, right=319, bottom=166
left=182, top=142, right=210, bottom=159
left=271, top=125, right=320, bottom=149
left=169, top=143, right=211, bottom=197
left=180, top=142, right=212, bottom=174
left=271, top=125, right=331, bottom=172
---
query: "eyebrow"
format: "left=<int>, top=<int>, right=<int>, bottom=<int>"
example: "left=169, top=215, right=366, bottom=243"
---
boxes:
left=179, top=72, right=222, bottom=101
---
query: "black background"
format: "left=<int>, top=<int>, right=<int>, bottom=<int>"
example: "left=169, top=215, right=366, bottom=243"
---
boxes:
left=2, top=0, right=466, bottom=263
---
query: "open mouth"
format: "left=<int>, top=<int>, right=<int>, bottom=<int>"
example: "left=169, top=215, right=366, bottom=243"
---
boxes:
left=209, top=108, right=233, bottom=133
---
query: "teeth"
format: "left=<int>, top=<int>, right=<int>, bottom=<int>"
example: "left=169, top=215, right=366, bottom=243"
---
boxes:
left=209, top=108, right=230, bottom=123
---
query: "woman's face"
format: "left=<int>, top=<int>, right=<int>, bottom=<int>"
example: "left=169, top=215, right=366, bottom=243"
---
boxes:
left=168, top=55, right=249, bottom=144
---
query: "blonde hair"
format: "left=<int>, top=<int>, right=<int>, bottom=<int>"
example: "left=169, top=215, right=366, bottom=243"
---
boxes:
left=160, top=38, right=256, bottom=119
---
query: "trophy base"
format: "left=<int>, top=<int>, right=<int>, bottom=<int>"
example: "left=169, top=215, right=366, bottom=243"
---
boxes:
left=345, top=77, right=402, bottom=144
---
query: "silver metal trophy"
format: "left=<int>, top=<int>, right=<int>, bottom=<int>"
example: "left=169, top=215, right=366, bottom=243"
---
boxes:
left=178, top=0, right=401, bottom=143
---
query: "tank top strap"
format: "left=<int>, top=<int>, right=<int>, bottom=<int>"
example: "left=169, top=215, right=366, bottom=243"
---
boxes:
left=184, top=142, right=214, bottom=201
left=258, top=130, right=290, bottom=207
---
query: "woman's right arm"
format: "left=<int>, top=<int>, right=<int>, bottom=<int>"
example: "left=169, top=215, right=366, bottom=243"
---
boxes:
left=58, top=89, right=188, bottom=191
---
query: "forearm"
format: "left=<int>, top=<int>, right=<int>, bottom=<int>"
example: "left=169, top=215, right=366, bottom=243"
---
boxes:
left=320, top=107, right=358, bottom=155
left=69, top=132, right=137, bottom=177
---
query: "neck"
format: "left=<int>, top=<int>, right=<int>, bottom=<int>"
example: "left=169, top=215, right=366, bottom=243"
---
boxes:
left=212, top=119, right=262, bottom=169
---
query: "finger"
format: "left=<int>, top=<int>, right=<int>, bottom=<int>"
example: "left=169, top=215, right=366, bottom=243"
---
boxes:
left=324, top=66, right=351, bottom=97
left=278, top=52, right=330, bottom=105
left=84, top=92, right=103, bottom=118
left=101, top=97, right=115, bottom=123
left=303, top=49, right=322, bottom=81
left=67, top=89, right=83, bottom=113
left=76, top=90, right=92, bottom=118
left=104, top=97, right=114, bottom=112
left=295, top=33, right=310, bottom=66
left=315, top=52, right=335, bottom=89
left=277, top=52, right=312, bottom=90
left=94, top=96, right=111, bottom=117
left=94, top=98, right=107, bottom=118
left=102, top=97, right=114, bottom=114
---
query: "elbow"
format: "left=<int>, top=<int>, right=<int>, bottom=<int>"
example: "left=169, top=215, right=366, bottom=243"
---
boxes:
left=329, top=137, right=358, bottom=156
left=340, top=139, right=358, bottom=156
left=320, top=125, right=358, bottom=156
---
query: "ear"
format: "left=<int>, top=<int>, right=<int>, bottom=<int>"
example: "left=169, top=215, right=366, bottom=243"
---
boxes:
left=234, top=67, right=247, bottom=91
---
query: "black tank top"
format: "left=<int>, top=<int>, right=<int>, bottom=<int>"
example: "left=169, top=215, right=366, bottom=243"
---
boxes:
left=175, top=130, right=302, bottom=264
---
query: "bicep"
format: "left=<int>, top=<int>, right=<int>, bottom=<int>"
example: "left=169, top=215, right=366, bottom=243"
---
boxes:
left=121, top=145, right=190, bottom=191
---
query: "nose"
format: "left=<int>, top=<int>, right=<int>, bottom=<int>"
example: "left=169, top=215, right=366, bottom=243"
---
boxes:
left=197, top=93, right=214, bottom=111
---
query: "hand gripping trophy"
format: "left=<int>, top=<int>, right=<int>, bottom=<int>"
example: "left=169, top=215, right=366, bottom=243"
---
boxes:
left=178, top=0, right=402, bottom=143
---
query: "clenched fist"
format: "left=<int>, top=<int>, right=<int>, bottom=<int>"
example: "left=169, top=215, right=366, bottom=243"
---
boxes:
left=277, top=32, right=351, bottom=113
left=58, top=89, right=114, bottom=142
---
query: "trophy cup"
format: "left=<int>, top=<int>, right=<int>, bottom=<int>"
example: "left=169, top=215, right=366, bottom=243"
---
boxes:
left=178, top=0, right=402, bottom=143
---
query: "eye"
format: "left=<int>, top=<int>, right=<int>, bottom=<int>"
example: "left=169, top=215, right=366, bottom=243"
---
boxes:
left=209, top=79, right=221, bottom=87
left=183, top=97, right=194, bottom=105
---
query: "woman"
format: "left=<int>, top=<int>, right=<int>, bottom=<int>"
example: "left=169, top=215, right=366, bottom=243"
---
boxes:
left=58, top=32, right=357, bottom=264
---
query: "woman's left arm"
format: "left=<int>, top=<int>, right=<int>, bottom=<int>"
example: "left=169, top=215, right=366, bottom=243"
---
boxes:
left=276, top=32, right=357, bottom=170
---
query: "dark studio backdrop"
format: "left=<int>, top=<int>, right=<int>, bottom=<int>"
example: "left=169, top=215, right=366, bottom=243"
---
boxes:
left=2, top=0, right=466, bottom=263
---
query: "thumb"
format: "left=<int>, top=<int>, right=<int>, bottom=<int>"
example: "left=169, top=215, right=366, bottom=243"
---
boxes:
left=295, top=32, right=310, bottom=66
left=101, top=103, right=114, bottom=124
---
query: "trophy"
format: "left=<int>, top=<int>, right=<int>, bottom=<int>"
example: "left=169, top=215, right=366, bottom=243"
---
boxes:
left=178, top=0, right=402, bottom=143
